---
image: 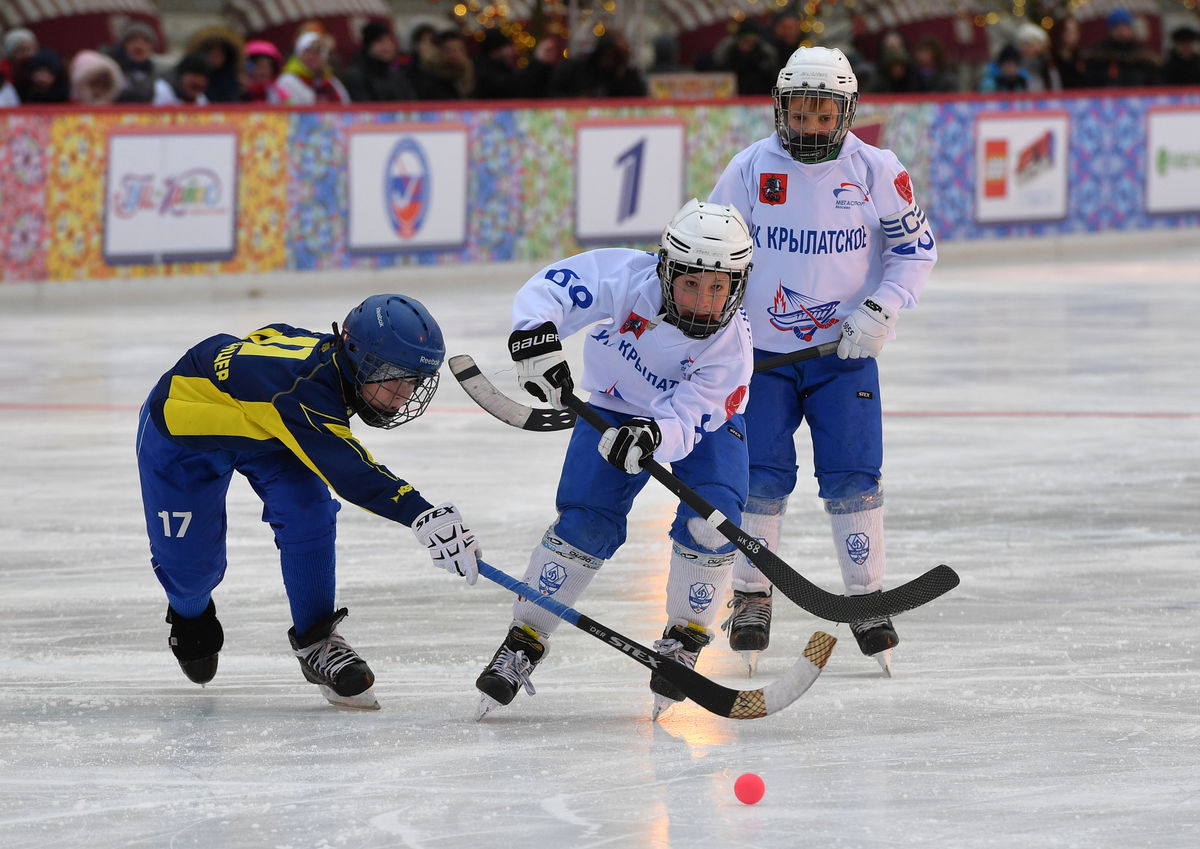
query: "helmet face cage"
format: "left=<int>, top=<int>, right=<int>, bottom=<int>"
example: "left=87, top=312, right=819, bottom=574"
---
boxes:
left=657, top=256, right=750, bottom=339
left=340, top=294, right=445, bottom=429
left=656, top=199, right=753, bottom=339
left=351, top=358, right=440, bottom=429
left=774, top=88, right=858, bottom=164
left=773, top=46, right=859, bottom=165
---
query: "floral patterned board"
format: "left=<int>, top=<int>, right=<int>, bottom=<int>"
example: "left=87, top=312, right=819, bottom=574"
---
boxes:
left=2, top=93, right=1197, bottom=284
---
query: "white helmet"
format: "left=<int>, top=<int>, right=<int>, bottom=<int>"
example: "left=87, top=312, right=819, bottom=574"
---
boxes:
left=773, top=46, right=859, bottom=164
left=657, top=199, right=753, bottom=339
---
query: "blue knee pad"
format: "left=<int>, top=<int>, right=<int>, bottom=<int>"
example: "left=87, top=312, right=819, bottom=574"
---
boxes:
left=824, top=484, right=884, bottom=515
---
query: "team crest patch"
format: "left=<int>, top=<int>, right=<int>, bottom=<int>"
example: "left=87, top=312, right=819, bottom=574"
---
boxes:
left=845, top=533, right=870, bottom=566
left=538, top=561, right=568, bottom=595
left=768, top=284, right=840, bottom=341
left=724, top=385, right=747, bottom=419
left=894, top=171, right=914, bottom=204
left=759, top=173, right=787, bottom=205
left=688, top=581, right=717, bottom=613
left=620, top=311, right=650, bottom=337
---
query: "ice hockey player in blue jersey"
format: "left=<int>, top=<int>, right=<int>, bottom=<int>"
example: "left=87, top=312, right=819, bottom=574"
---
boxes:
left=475, top=199, right=755, bottom=721
left=709, top=46, right=937, bottom=676
left=136, top=294, right=482, bottom=709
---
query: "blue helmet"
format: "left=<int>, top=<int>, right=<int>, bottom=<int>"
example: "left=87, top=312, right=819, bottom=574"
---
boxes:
left=339, top=294, right=445, bottom=428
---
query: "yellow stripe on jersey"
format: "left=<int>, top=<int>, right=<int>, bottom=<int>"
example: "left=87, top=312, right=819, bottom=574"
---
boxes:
left=162, top=375, right=397, bottom=506
left=237, top=328, right=324, bottom=359
left=163, top=376, right=275, bottom=441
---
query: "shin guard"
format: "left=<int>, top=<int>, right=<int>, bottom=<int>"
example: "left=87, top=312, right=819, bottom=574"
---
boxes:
left=828, top=503, right=885, bottom=595
left=664, top=539, right=736, bottom=633
left=511, top=528, right=604, bottom=638
left=730, top=509, right=784, bottom=593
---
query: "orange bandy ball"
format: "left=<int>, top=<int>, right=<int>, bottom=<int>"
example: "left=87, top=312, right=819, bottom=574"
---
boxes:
left=734, top=772, right=765, bottom=805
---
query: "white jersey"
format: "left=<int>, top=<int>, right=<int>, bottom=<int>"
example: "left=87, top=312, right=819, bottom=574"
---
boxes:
left=512, top=248, right=754, bottom=463
left=709, top=132, right=936, bottom=353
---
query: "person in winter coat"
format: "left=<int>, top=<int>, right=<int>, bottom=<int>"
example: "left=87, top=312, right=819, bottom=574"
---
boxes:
left=105, top=20, right=160, bottom=103
left=152, top=52, right=212, bottom=106
left=276, top=31, right=350, bottom=104
left=13, top=47, right=70, bottom=103
left=241, top=39, right=285, bottom=103
left=339, top=20, right=415, bottom=102
left=70, top=50, right=126, bottom=105
left=187, top=26, right=244, bottom=103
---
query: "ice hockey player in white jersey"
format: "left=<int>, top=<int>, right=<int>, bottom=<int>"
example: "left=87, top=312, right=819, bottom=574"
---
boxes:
left=709, top=46, right=936, bottom=676
left=474, top=199, right=755, bottom=720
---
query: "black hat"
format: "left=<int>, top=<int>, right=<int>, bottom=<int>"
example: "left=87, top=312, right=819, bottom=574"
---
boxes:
left=177, top=51, right=211, bottom=78
left=361, top=20, right=392, bottom=51
left=1170, top=26, right=1199, bottom=44
left=480, top=28, right=511, bottom=55
left=997, top=43, right=1020, bottom=65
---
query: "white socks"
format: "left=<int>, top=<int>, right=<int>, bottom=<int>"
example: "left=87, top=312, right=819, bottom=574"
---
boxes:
left=830, top=505, right=885, bottom=595
left=664, top=539, right=735, bottom=632
left=511, top=529, right=604, bottom=638
left=730, top=510, right=783, bottom=593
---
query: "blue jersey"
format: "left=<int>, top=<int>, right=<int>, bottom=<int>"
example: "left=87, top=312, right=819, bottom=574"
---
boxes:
left=144, top=324, right=432, bottom=526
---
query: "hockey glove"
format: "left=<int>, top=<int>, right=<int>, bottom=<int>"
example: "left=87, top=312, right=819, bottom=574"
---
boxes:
left=598, top=417, right=662, bottom=474
left=509, top=321, right=574, bottom=410
left=838, top=296, right=897, bottom=360
left=412, top=503, right=480, bottom=585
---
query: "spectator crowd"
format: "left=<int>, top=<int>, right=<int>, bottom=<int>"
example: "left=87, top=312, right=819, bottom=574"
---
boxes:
left=1, top=7, right=1198, bottom=110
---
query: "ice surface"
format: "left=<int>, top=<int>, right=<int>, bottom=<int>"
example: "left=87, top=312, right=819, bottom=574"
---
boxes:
left=1, top=243, right=1197, bottom=848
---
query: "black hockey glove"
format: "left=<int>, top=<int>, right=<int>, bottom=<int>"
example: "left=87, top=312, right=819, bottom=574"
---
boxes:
left=598, top=417, right=662, bottom=474
left=509, top=321, right=574, bottom=410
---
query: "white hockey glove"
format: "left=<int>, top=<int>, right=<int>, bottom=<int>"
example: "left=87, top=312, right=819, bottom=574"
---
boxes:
left=509, top=321, right=574, bottom=410
left=598, top=418, right=662, bottom=474
left=412, top=503, right=481, bottom=585
left=838, top=296, right=897, bottom=360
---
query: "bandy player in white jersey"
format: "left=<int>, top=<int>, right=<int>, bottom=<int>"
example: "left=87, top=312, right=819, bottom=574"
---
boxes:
left=709, top=46, right=936, bottom=676
left=474, top=199, right=755, bottom=721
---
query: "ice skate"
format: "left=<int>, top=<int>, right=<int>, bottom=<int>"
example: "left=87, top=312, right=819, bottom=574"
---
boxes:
left=650, top=623, right=712, bottom=721
left=288, top=608, right=379, bottom=710
left=721, top=589, right=772, bottom=677
left=849, top=611, right=899, bottom=677
left=475, top=624, right=546, bottom=720
left=166, top=600, right=223, bottom=686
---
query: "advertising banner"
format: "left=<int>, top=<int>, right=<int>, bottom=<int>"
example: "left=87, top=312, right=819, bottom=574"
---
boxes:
left=103, top=128, right=239, bottom=265
left=974, top=112, right=1069, bottom=224
left=1145, top=106, right=1200, bottom=214
left=346, top=125, right=468, bottom=253
left=575, top=119, right=686, bottom=243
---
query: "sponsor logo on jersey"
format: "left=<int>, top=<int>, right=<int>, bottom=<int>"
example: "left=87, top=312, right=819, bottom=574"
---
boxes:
left=591, top=328, right=614, bottom=346
left=833, top=181, right=870, bottom=208
left=857, top=390, right=874, bottom=399
left=759, top=172, right=787, bottom=205
left=601, top=381, right=627, bottom=402
left=845, top=532, right=870, bottom=565
left=894, top=170, right=914, bottom=204
left=688, top=581, right=718, bottom=613
left=754, top=224, right=869, bottom=254
left=724, top=385, right=747, bottom=419
left=384, top=138, right=430, bottom=239
left=616, top=339, right=681, bottom=393
left=538, top=560, right=568, bottom=595
left=768, top=284, right=841, bottom=341
left=620, top=311, right=650, bottom=337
